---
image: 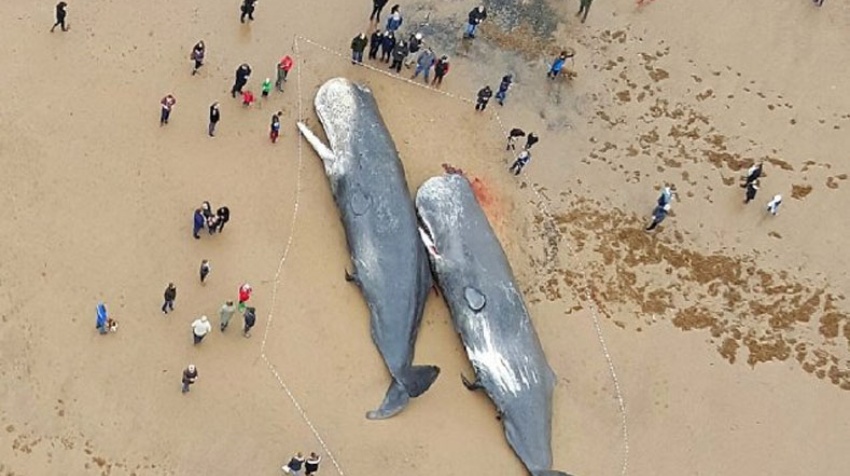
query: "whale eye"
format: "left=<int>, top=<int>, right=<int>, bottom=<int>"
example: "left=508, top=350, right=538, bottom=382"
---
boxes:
left=464, top=286, right=486, bottom=312
left=350, top=189, right=370, bottom=216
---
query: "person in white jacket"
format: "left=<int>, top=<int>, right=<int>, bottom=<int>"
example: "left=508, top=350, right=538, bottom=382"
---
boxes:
left=192, top=316, right=212, bottom=344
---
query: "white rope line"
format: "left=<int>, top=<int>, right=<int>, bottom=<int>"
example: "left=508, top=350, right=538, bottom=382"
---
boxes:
left=257, top=35, right=346, bottom=476
left=261, top=35, right=629, bottom=476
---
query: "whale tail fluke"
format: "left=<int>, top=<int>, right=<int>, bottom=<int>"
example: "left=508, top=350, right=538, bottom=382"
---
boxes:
left=532, top=471, right=573, bottom=476
left=401, top=364, right=441, bottom=398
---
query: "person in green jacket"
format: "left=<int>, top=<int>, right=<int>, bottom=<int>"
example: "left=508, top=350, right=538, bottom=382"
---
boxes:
left=577, top=0, right=593, bottom=24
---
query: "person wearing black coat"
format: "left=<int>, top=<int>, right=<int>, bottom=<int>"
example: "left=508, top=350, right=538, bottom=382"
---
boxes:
left=380, top=31, right=396, bottom=63
left=368, top=29, right=383, bottom=60
left=242, top=306, right=256, bottom=337
left=475, top=86, right=493, bottom=111
left=389, top=40, right=407, bottom=73
left=370, top=0, right=389, bottom=21
left=216, top=206, right=230, bottom=232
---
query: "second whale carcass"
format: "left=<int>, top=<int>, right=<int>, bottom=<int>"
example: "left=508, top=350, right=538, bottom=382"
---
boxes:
left=297, top=78, right=439, bottom=419
left=416, top=173, right=570, bottom=476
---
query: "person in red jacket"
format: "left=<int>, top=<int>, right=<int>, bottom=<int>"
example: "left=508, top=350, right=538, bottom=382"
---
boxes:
left=242, top=90, right=255, bottom=107
left=432, top=55, right=449, bottom=88
left=276, top=56, right=294, bottom=92
left=238, top=283, right=252, bottom=311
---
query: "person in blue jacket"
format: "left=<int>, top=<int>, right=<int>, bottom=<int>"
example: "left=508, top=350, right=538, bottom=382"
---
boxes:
left=547, top=50, right=574, bottom=79
left=193, top=208, right=205, bottom=239
left=385, top=5, right=402, bottom=32
left=96, top=302, right=108, bottom=335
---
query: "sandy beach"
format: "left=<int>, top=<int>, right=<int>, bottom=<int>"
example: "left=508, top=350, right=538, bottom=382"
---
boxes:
left=1, top=0, right=849, bottom=475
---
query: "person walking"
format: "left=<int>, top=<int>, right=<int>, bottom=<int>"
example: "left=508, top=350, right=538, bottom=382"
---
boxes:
left=645, top=203, right=670, bottom=232
left=509, top=150, right=531, bottom=175
left=242, top=306, right=257, bottom=338
left=191, top=316, right=212, bottom=344
left=199, top=260, right=211, bottom=284
left=370, top=0, right=389, bottom=21
left=96, top=302, right=109, bottom=335
left=411, top=47, right=435, bottom=83
left=181, top=365, right=198, bottom=394
left=389, top=40, right=407, bottom=73
left=261, top=78, right=272, bottom=99
left=368, top=29, right=383, bottom=60
left=385, top=5, right=403, bottom=33
left=495, top=74, right=513, bottom=106
left=160, top=94, right=176, bottom=126
left=432, top=56, right=450, bottom=88
left=464, top=5, right=487, bottom=39
left=380, top=31, right=396, bottom=63
left=744, top=181, right=759, bottom=204
left=240, top=0, right=258, bottom=23
left=657, top=185, right=676, bottom=207
left=577, top=0, right=593, bottom=23
left=475, top=86, right=493, bottom=112
left=305, top=453, right=321, bottom=476
left=190, top=41, right=206, bottom=75
left=216, top=206, right=230, bottom=232
left=276, top=56, right=294, bottom=92
left=270, top=111, right=282, bottom=143
left=404, top=32, right=423, bottom=68
left=50, top=2, right=68, bottom=32
left=547, top=50, right=574, bottom=79
left=350, top=33, right=368, bottom=64
left=282, top=452, right=306, bottom=475
left=208, top=102, right=220, bottom=137
left=506, top=128, right=526, bottom=151
left=193, top=208, right=205, bottom=239
left=742, top=162, right=763, bottom=188
left=238, top=283, right=252, bottom=311
left=766, top=194, right=782, bottom=216
left=219, top=300, right=236, bottom=332
left=162, top=283, right=177, bottom=314
left=524, top=132, right=539, bottom=150
left=231, top=63, right=252, bottom=98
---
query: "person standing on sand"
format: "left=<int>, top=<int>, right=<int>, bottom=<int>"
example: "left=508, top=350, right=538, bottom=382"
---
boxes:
left=282, top=452, right=305, bottom=474
left=495, top=74, right=513, bottom=106
left=645, top=203, right=670, bottom=232
left=509, top=150, right=531, bottom=176
left=216, top=206, right=230, bottom=232
left=475, top=86, right=493, bottom=111
left=742, top=162, right=763, bottom=188
left=200, top=260, right=211, bottom=284
left=390, top=39, right=407, bottom=73
left=385, top=5, right=403, bottom=33
left=193, top=208, right=205, bottom=239
left=238, top=283, right=252, bottom=311
left=50, top=2, right=68, bottom=32
left=812, top=0, right=824, bottom=6
left=181, top=365, right=198, bottom=393
left=276, top=56, right=294, bottom=92
left=162, top=283, right=177, bottom=314
left=577, top=0, right=593, bottom=23
left=524, top=132, right=539, bottom=150
left=241, top=90, right=255, bottom=107
left=240, top=0, right=258, bottom=23
left=368, top=29, right=383, bottom=61
left=766, top=194, right=782, bottom=216
left=370, top=0, right=389, bottom=21
left=270, top=111, right=282, bottom=143
left=744, top=181, right=759, bottom=204
left=464, top=5, right=487, bottom=39
left=192, top=315, right=212, bottom=344
left=657, top=185, right=676, bottom=207
left=304, top=453, right=321, bottom=476
left=380, top=31, right=396, bottom=63
left=405, top=32, right=423, bottom=68
left=219, top=300, right=236, bottom=332
left=96, top=302, right=109, bottom=335
left=208, top=102, right=220, bottom=137
left=190, top=41, right=205, bottom=75
left=412, top=47, right=435, bottom=83
left=350, top=33, right=368, bottom=65
left=506, top=128, right=526, bottom=151
left=547, top=50, right=574, bottom=79
left=231, top=63, right=252, bottom=98
left=160, top=94, right=176, bottom=126
left=261, top=78, right=272, bottom=99
left=242, top=306, right=256, bottom=338
left=432, top=56, right=449, bottom=88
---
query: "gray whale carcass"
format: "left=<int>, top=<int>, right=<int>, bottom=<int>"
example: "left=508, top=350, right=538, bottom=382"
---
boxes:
left=415, top=174, right=570, bottom=476
left=296, top=78, right=439, bottom=419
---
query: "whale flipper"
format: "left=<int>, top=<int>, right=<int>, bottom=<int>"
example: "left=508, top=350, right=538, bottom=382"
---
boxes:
left=366, top=379, right=409, bottom=420
left=296, top=121, right=335, bottom=164
left=400, top=365, right=440, bottom=398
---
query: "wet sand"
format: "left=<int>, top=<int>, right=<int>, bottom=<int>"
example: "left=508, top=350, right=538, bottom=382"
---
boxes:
left=1, top=0, right=848, bottom=475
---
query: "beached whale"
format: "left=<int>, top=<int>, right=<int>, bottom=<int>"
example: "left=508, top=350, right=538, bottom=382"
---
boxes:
left=296, top=78, right=439, bottom=420
left=415, top=174, right=570, bottom=476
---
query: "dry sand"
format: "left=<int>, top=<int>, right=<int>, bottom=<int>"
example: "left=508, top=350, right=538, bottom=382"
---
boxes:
left=1, top=0, right=849, bottom=475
